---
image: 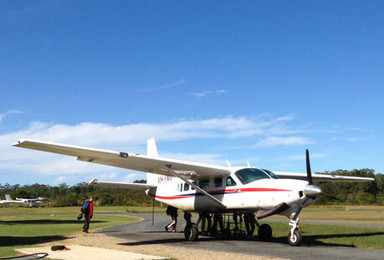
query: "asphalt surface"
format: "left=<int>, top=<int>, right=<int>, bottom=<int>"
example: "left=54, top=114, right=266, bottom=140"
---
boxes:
left=97, top=213, right=384, bottom=260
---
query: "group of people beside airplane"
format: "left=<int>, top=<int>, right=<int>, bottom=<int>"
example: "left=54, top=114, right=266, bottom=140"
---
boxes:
left=165, top=205, right=257, bottom=238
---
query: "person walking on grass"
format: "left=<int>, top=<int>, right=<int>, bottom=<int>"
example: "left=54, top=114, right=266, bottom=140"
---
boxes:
left=81, top=196, right=94, bottom=233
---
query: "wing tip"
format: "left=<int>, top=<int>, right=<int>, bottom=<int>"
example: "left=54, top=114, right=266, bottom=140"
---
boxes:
left=88, top=178, right=99, bottom=186
left=13, top=138, right=32, bottom=147
left=13, top=139, right=25, bottom=147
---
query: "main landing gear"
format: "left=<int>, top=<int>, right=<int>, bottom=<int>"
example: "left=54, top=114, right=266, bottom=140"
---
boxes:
left=184, top=213, right=274, bottom=242
left=257, top=223, right=272, bottom=241
left=184, top=223, right=199, bottom=241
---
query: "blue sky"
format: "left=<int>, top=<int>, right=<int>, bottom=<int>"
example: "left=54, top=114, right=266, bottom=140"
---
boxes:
left=1, top=1, right=383, bottom=185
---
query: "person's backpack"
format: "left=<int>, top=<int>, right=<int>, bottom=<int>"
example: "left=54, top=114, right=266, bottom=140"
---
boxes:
left=81, top=201, right=91, bottom=214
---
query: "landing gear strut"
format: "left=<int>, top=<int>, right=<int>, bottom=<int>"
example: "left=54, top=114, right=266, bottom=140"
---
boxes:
left=288, top=204, right=304, bottom=246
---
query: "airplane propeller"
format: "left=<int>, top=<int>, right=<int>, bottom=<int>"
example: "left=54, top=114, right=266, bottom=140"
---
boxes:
left=304, top=149, right=321, bottom=198
left=306, top=149, right=313, bottom=185
left=305, top=149, right=343, bottom=201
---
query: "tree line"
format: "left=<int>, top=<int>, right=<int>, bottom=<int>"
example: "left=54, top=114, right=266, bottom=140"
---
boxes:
left=0, top=180, right=155, bottom=207
left=0, top=169, right=383, bottom=207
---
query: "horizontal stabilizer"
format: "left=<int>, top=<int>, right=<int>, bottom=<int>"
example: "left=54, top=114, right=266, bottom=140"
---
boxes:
left=88, top=179, right=157, bottom=191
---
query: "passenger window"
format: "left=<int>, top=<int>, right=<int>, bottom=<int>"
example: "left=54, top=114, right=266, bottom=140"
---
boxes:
left=177, top=183, right=182, bottom=192
left=184, top=183, right=190, bottom=191
left=226, top=176, right=237, bottom=186
left=214, top=177, right=222, bottom=187
left=199, top=179, right=210, bottom=190
left=191, top=181, right=197, bottom=190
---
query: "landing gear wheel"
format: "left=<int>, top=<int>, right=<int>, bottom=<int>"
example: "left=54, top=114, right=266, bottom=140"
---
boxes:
left=288, top=229, right=302, bottom=246
left=222, top=228, right=231, bottom=239
left=184, top=225, right=199, bottom=241
left=209, top=227, right=217, bottom=237
left=258, top=224, right=272, bottom=241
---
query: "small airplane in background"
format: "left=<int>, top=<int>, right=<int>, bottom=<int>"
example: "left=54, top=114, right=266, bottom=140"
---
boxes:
left=14, top=138, right=374, bottom=246
left=0, top=194, right=43, bottom=207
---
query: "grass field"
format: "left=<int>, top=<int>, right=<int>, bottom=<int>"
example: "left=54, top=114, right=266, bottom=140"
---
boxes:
left=1, top=205, right=384, bottom=257
left=0, top=206, right=140, bottom=257
left=276, top=205, right=384, bottom=223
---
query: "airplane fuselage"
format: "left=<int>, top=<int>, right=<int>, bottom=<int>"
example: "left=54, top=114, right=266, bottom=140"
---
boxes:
left=148, top=167, right=315, bottom=216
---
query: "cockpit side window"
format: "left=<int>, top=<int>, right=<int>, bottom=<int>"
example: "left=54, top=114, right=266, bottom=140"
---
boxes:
left=226, top=176, right=237, bottom=186
left=235, top=168, right=271, bottom=184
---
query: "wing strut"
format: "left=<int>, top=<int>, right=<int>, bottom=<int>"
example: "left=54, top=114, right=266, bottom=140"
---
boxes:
left=166, top=167, right=227, bottom=209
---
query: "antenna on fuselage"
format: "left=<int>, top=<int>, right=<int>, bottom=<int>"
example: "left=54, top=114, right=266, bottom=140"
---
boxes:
left=247, top=161, right=251, bottom=168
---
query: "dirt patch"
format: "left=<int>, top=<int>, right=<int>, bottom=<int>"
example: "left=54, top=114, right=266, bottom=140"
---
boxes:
left=42, top=231, right=286, bottom=260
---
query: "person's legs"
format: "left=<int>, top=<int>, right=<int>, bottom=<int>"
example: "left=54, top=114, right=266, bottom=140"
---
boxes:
left=83, top=214, right=90, bottom=232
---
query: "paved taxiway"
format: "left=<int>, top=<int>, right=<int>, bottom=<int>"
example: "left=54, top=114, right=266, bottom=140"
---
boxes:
left=96, top=213, right=384, bottom=260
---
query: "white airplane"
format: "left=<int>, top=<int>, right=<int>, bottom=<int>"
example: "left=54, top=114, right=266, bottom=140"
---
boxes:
left=0, top=194, right=42, bottom=207
left=14, top=138, right=374, bottom=246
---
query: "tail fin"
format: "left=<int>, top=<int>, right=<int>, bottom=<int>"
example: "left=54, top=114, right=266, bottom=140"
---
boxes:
left=5, top=194, right=12, bottom=201
left=146, top=137, right=159, bottom=186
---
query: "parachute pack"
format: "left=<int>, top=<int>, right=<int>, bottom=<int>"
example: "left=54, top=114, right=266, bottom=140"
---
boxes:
left=81, top=201, right=91, bottom=214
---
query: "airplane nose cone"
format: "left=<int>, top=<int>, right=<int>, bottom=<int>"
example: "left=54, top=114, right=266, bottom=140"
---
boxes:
left=304, top=185, right=322, bottom=198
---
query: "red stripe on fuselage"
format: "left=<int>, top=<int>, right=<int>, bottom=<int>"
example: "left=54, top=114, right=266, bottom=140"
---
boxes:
left=153, top=187, right=292, bottom=200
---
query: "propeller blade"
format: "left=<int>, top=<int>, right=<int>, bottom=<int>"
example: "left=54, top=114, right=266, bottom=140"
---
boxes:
left=306, top=149, right=313, bottom=185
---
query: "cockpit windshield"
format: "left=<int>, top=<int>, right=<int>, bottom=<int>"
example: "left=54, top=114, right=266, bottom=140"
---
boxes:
left=262, top=169, right=280, bottom=179
left=235, top=168, right=279, bottom=184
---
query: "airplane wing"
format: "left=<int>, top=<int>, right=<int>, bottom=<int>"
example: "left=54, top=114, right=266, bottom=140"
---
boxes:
left=275, top=171, right=374, bottom=182
left=89, top=178, right=157, bottom=190
left=14, top=139, right=231, bottom=180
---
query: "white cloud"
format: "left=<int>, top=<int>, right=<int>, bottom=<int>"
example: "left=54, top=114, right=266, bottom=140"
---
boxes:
left=1, top=115, right=297, bottom=147
left=124, top=173, right=137, bottom=182
left=54, top=176, right=67, bottom=184
left=281, top=153, right=328, bottom=161
left=0, top=114, right=311, bottom=184
left=331, top=136, right=371, bottom=143
left=161, top=152, right=226, bottom=166
left=0, top=110, right=21, bottom=124
left=191, top=90, right=229, bottom=98
left=255, top=136, right=312, bottom=147
left=143, top=79, right=185, bottom=92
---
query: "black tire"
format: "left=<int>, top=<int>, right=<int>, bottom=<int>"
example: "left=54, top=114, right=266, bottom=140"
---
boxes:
left=222, top=228, right=231, bottom=239
left=184, top=225, right=199, bottom=241
left=209, top=227, right=217, bottom=237
left=51, top=245, right=66, bottom=251
left=288, top=229, right=302, bottom=246
left=258, top=224, right=272, bottom=241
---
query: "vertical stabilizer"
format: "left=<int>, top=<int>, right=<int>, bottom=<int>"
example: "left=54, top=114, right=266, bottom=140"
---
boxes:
left=147, top=137, right=159, bottom=157
left=5, top=194, right=12, bottom=201
left=147, top=137, right=159, bottom=186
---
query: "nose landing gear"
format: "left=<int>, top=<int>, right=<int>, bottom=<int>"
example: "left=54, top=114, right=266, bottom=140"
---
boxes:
left=288, top=200, right=305, bottom=246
